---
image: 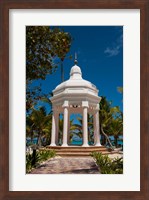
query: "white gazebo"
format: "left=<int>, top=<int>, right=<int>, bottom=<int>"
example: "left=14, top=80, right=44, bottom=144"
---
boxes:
left=50, top=56, right=101, bottom=147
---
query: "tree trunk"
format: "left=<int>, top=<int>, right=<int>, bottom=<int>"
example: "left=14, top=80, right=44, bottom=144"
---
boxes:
left=101, top=134, right=106, bottom=145
left=101, top=126, right=114, bottom=150
left=114, top=136, right=118, bottom=148
left=31, top=149, right=36, bottom=166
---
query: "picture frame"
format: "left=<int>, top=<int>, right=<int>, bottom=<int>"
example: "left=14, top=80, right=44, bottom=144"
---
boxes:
left=0, top=0, right=148, bottom=199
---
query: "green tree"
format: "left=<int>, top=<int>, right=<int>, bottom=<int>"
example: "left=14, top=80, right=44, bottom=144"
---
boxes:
left=58, top=117, right=74, bottom=145
left=88, top=114, right=94, bottom=144
left=70, top=114, right=94, bottom=145
left=26, top=26, right=72, bottom=111
left=26, top=115, right=35, bottom=145
left=99, top=97, right=122, bottom=149
left=108, top=118, right=123, bottom=147
left=70, top=117, right=83, bottom=139
left=26, top=26, right=72, bottom=82
left=28, top=106, right=52, bottom=147
left=117, top=87, right=123, bottom=94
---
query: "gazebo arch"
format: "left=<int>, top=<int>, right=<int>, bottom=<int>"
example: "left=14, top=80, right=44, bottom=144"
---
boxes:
left=50, top=56, right=101, bottom=147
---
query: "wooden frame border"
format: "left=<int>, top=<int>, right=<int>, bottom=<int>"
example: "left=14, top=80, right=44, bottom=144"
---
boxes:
left=0, top=0, right=148, bottom=199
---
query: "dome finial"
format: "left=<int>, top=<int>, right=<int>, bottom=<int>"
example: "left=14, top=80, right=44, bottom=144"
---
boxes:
left=74, top=52, right=78, bottom=65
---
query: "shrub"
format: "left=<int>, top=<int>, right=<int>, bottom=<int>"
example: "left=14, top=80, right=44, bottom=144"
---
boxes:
left=38, top=150, right=56, bottom=162
left=26, top=151, right=40, bottom=172
left=91, top=152, right=123, bottom=174
left=26, top=149, right=56, bottom=173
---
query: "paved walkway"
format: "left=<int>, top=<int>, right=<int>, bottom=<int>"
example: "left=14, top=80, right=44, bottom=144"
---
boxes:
left=30, top=156, right=100, bottom=174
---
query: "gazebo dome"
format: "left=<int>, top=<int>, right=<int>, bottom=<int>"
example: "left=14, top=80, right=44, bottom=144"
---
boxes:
left=52, top=63, right=99, bottom=99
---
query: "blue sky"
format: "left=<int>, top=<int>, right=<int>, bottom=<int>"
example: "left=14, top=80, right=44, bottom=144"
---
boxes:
left=33, top=26, right=123, bottom=112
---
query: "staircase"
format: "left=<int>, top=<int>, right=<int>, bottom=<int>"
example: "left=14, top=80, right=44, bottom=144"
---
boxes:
left=46, top=146, right=110, bottom=157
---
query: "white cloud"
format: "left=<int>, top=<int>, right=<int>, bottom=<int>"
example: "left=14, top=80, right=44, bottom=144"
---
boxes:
left=104, top=45, right=120, bottom=57
left=104, top=34, right=123, bottom=57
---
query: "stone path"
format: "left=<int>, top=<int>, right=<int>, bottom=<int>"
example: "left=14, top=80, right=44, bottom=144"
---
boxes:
left=30, top=156, right=100, bottom=174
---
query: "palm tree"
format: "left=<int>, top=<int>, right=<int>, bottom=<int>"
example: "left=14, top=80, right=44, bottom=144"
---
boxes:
left=108, top=118, right=123, bottom=148
left=88, top=114, right=94, bottom=144
left=40, top=94, right=52, bottom=111
left=99, top=97, right=114, bottom=148
left=29, top=106, right=52, bottom=147
left=70, top=116, right=83, bottom=139
left=58, top=118, right=63, bottom=145
left=99, top=96, right=122, bottom=149
left=41, top=119, right=52, bottom=146
left=26, top=115, right=35, bottom=145
left=58, top=117, right=74, bottom=145
left=70, top=114, right=94, bottom=145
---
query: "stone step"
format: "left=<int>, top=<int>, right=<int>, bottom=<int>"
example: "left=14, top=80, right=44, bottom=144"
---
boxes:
left=56, top=151, right=110, bottom=157
left=44, top=145, right=109, bottom=157
left=46, top=145, right=107, bottom=150
left=51, top=148, right=107, bottom=152
left=46, top=148, right=107, bottom=153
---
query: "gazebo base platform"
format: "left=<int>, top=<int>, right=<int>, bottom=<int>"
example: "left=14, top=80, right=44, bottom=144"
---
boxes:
left=46, top=145, right=110, bottom=157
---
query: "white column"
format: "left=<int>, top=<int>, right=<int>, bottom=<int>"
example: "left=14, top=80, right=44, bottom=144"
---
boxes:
left=67, top=113, right=70, bottom=145
left=93, top=104, right=101, bottom=146
left=82, top=101, right=89, bottom=147
left=62, top=101, right=69, bottom=146
left=55, top=112, right=59, bottom=145
left=50, top=109, right=56, bottom=146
